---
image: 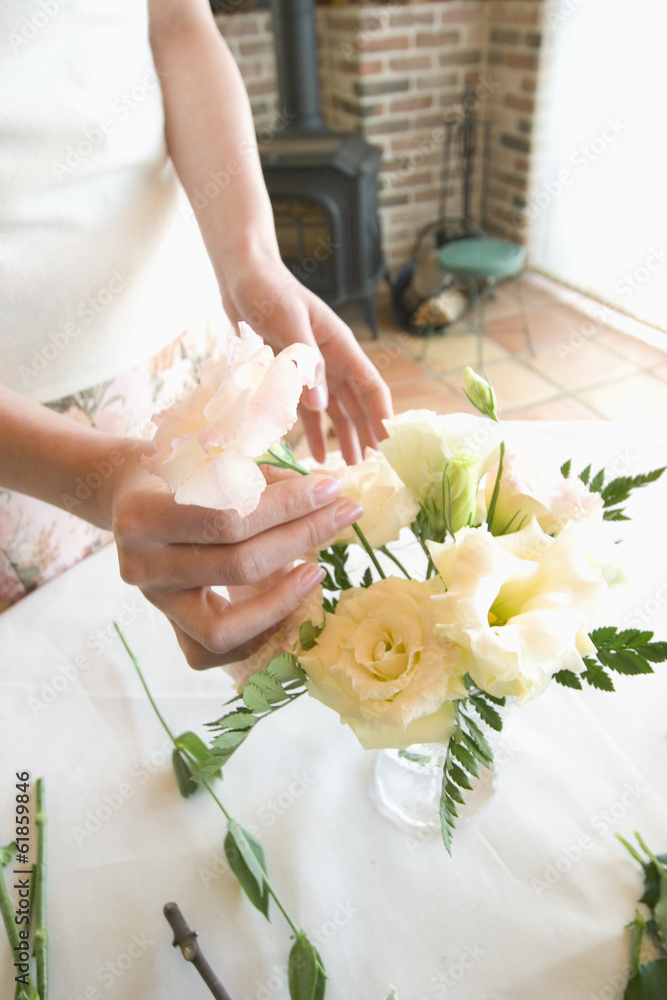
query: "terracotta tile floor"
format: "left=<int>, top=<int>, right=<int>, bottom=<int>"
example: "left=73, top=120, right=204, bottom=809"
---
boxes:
left=343, top=271, right=667, bottom=422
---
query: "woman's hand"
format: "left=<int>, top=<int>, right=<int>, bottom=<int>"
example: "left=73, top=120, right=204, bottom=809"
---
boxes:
left=220, top=255, right=394, bottom=465
left=108, top=451, right=362, bottom=668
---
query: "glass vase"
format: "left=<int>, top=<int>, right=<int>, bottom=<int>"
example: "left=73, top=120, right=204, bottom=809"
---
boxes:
left=372, top=741, right=498, bottom=836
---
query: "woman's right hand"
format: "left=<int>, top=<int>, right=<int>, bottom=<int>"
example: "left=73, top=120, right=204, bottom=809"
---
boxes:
left=106, top=449, right=361, bottom=668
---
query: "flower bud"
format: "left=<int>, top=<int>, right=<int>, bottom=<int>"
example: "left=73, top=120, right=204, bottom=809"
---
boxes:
left=464, top=367, right=499, bottom=422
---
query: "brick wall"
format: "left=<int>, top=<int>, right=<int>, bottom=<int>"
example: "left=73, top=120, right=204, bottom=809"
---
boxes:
left=216, top=0, right=544, bottom=273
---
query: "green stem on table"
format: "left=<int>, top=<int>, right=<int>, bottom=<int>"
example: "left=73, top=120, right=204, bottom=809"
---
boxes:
left=378, top=546, right=411, bottom=580
left=486, top=440, right=506, bottom=534
left=628, top=909, right=646, bottom=980
left=351, top=524, right=386, bottom=580
left=114, top=625, right=303, bottom=939
left=115, top=626, right=177, bottom=743
left=0, top=850, right=39, bottom=1000
left=33, top=780, right=47, bottom=1000
left=616, top=833, right=645, bottom=867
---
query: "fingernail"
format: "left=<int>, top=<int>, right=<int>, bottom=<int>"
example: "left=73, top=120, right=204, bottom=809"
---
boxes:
left=334, top=499, right=364, bottom=529
left=313, top=476, right=342, bottom=505
left=305, top=383, right=328, bottom=410
left=301, top=563, right=326, bottom=591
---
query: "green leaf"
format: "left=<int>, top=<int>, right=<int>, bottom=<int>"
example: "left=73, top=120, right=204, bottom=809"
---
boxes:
left=445, top=781, right=465, bottom=805
left=579, top=463, right=591, bottom=485
left=590, top=625, right=618, bottom=646
left=469, top=696, right=503, bottom=731
left=461, top=716, right=494, bottom=765
left=450, top=740, right=479, bottom=778
left=590, top=468, right=605, bottom=493
left=624, top=959, right=667, bottom=1000
left=654, top=868, right=667, bottom=951
left=553, top=669, right=583, bottom=689
left=640, top=856, right=667, bottom=909
left=267, top=653, right=304, bottom=683
left=217, top=710, right=257, bottom=731
left=299, top=621, right=324, bottom=653
left=172, top=749, right=198, bottom=798
left=603, top=508, right=630, bottom=521
left=242, top=682, right=274, bottom=713
left=384, top=990, right=399, bottom=1000
left=250, top=672, right=290, bottom=703
left=601, top=467, right=665, bottom=509
left=211, top=730, right=248, bottom=752
left=447, top=763, right=473, bottom=791
left=0, top=842, right=16, bottom=868
left=174, top=731, right=209, bottom=764
left=642, top=642, right=667, bottom=663
left=581, top=660, right=615, bottom=692
left=616, top=629, right=652, bottom=646
left=560, top=459, right=571, bottom=478
left=288, top=933, right=321, bottom=1000
left=598, top=649, right=654, bottom=676
left=225, top=821, right=269, bottom=919
left=361, top=567, right=373, bottom=588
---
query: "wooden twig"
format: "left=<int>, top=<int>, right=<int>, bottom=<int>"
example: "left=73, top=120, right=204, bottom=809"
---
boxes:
left=163, top=902, right=233, bottom=1000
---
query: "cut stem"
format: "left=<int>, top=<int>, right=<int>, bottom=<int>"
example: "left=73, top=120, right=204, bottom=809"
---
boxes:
left=115, top=625, right=303, bottom=942
left=0, top=853, right=39, bottom=1000
left=33, top=780, right=47, bottom=1000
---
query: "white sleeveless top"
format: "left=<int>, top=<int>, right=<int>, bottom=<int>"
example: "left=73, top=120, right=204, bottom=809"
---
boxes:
left=0, top=0, right=219, bottom=402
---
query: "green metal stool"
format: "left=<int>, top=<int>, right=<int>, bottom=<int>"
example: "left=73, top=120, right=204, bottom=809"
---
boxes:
left=435, top=238, right=534, bottom=368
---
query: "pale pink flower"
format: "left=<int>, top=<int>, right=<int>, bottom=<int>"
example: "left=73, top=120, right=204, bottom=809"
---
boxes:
left=142, top=323, right=319, bottom=516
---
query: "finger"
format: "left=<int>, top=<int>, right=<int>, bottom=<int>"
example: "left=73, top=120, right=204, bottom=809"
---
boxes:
left=326, top=396, right=363, bottom=465
left=123, top=495, right=363, bottom=588
left=298, top=405, right=328, bottom=465
left=148, top=562, right=326, bottom=669
left=336, top=382, right=380, bottom=455
left=115, top=470, right=343, bottom=548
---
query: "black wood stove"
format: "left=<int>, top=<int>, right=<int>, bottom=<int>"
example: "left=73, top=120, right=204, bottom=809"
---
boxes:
left=261, top=0, right=385, bottom=336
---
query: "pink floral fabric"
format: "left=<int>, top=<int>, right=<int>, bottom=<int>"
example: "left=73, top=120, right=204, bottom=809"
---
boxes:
left=0, top=304, right=226, bottom=610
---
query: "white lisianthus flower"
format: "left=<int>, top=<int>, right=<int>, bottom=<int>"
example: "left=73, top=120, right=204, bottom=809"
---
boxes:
left=312, top=448, right=420, bottom=549
left=428, top=518, right=609, bottom=701
left=142, top=322, right=319, bottom=516
left=486, top=450, right=604, bottom=537
left=298, top=576, right=467, bottom=750
left=380, top=410, right=501, bottom=538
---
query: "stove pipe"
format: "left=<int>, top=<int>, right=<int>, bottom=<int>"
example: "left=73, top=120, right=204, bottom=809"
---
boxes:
left=270, top=0, right=328, bottom=135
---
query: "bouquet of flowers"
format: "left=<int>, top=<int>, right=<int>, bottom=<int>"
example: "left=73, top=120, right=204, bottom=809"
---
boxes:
left=146, top=323, right=666, bottom=854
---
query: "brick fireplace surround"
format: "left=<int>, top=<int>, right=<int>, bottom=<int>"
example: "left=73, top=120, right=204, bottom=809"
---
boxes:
left=215, top=0, right=543, bottom=274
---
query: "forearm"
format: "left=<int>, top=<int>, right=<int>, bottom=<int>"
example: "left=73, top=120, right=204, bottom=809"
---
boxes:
left=0, top=385, right=143, bottom=530
left=149, top=3, right=280, bottom=284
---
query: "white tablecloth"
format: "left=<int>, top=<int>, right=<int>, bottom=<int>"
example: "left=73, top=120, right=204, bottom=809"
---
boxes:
left=1, top=422, right=666, bottom=1000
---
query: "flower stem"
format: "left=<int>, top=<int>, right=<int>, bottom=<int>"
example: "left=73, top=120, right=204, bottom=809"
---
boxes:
left=114, top=624, right=177, bottom=743
left=379, top=546, right=411, bottom=580
left=352, top=524, right=386, bottom=580
left=33, top=780, right=47, bottom=1000
left=486, top=440, right=505, bottom=534
left=0, top=852, right=39, bottom=1000
left=115, top=625, right=304, bottom=942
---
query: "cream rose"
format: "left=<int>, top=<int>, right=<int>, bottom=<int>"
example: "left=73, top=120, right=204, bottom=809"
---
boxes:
left=142, top=322, right=319, bottom=516
left=380, top=410, right=501, bottom=538
left=298, top=576, right=467, bottom=750
left=428, top=518, right=609, bottom=701
left=313, top=448, right=420, bottom=549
